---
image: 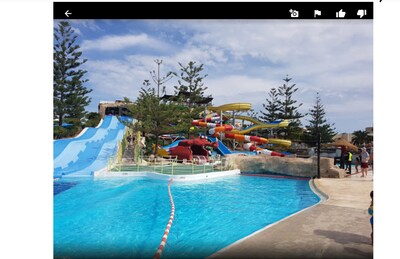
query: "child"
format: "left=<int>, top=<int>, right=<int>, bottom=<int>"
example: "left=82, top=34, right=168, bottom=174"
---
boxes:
left=355, top=153, right=361, bottom=173
left=368, top=190, right=373, bottom=245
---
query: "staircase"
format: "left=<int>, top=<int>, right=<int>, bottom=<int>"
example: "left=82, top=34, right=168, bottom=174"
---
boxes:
left=121, top=142, right=135, bottom=164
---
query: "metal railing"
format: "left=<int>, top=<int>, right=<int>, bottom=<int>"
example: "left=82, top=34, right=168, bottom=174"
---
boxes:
left=108, top=155, right=231, bottom=175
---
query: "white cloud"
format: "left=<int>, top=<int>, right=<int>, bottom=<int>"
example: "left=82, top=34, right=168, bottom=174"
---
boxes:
left=172, top=46, right=228, bottom=67
left=84, top=59, right=140, bottom=100
left=80, top=19, right=372, bottom=132
left=205, top=75, right=277, bottom=106
left=82, top=33, right=169, bottom=51
left=70, top=20, right=102, bottom=32
left=83, top=55, right=182, bottom=108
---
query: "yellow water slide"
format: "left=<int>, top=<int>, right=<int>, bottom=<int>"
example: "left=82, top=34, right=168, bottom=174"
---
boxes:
left=207, top=103, right=252, bottom=112
left=266, top=138, right=292, bottom=147
left=225, top=115, right=289, bottom=135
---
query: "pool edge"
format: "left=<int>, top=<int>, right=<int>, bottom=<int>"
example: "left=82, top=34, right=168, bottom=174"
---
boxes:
left=94, top=169, right=241, bottom=182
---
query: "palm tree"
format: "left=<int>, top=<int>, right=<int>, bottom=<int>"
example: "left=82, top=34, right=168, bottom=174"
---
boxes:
left=352, top=130, right=372, bottom=146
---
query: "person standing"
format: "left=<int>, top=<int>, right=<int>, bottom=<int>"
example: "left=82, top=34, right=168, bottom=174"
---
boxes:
left=361, top=147, right=370, bottom=177
left=340, top=146, right=347, bottom=169
left=346, top=151, right=353, bottom=174
left=355, top=152, right=361, bottom=173
left=344, top=151, right=349, bottom=171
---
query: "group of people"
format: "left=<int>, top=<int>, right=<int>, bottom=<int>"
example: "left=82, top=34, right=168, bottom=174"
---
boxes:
left=340, top=147, right=370, bottom=177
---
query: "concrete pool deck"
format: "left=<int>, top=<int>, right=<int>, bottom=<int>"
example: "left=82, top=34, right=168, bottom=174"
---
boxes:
left=211, top=170, right=374, bottom=259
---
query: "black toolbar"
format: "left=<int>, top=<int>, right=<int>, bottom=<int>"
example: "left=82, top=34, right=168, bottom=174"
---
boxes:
left=54, top=2, right=373, bottom=20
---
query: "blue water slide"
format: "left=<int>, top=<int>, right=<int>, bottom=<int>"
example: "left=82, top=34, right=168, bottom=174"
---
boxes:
left=53, top=117, right=112, bottom=165
left=61, top=125, right=125, bottom=177
left=208, top=136, right=232, bottom=155
left=54, top=139, right=90, bottom=169
left=97, top=115, right=113, bottom=129
left=53, top=116, right=113, bottom=159
left=162, top=140, right=182, bottom=150
left=53, top=116, right=126, bottom=178
left=54, top=128, right=97, bottom=159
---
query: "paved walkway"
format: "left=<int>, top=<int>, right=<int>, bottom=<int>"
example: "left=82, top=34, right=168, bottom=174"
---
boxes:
left=210, top=170, right=374, bottom=259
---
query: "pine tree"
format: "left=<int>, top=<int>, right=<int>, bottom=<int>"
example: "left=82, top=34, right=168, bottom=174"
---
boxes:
left=259, top=87, right=280, bottom=137
left=276, top=75, right=304, bottom=139
left=173, top=61, right=208, bottom=107
left=54, top=21, right=92, bottom=127
left=303, top=92, right=336, bottom=146
left=127, top=86, right=183, bottom=156
left=173, top=61, right=210, bottom=138
left=150, top=59, right=174, bottom=97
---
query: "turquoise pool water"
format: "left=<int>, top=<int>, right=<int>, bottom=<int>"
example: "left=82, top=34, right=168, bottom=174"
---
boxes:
left=54, top=175, right=320, bottom=258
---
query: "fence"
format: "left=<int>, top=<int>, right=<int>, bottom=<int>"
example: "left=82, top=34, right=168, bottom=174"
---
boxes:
left=108, top=155, right=232, bottom=175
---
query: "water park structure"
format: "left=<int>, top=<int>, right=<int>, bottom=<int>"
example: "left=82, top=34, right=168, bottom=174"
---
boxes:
left=54, top=101, right=371, bottom=259
left=160, top=102, right=291, bottom=160
left=53, top=99, right=297, bottom=179
left=54, top=98, right=351, bottom=180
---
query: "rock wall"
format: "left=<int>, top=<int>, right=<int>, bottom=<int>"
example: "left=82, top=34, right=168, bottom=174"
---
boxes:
left=225, top=154, right=345, bottom=178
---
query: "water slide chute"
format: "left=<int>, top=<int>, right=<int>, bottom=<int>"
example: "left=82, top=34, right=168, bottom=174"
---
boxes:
left=192, top=116, right=223, bottom=123
left=207, top=103, right=252, bottom=112
left=216, top=132, right=269, bottom=144
left=191, top=121, right=221, bottom=128
left=207, top=103, right=291, bottom=145
left=207, top=136, right=232, bottom=155
left=231, top=119, right=289, bottom=135
left=157, top=139, right=182, bottom=157
left=208, top=125, right=234, bottom=135
left=243, top=143, right=285, bottom=157
left=191, top=103, right=292, bottom=155
left=267, top=138, right=292, bottom=147
left=53, top=116, right=126, bottom=178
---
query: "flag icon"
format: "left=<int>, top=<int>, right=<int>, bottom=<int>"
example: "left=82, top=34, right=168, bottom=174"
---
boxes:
left=314, top=10, right=322, bottom=18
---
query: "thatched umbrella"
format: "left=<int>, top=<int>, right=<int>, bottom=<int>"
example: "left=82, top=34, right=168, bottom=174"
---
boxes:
left=326, top=138, right=359, bottom=152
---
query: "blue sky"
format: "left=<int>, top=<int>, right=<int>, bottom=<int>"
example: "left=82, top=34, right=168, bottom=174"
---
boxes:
left=56, top=19, right=373, bottom=133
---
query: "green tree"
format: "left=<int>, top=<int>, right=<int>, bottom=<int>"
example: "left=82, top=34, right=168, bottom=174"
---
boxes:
left=126, top=87, right=183, bottom=156
left=276, top=75, right=304, bottom=139
left=260, top=88, right=280, bottom=123
left=84, top=112, right=101, bottom=128
left=352, top=130, right=373, bottom=146
left=173, top=61, right=208, bottom=107
left=173, top=61, right=210, bottom=137
left=259, top=87, right=280, bottom=137
left=303, top=92, right=336, bottom=146
left=54, top=21, right=92, bottom=127
left=150, top=59, right=174, bottom=97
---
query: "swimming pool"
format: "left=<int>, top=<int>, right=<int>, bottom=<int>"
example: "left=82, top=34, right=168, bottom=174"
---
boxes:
left=54, top=175, right=320, bottom=258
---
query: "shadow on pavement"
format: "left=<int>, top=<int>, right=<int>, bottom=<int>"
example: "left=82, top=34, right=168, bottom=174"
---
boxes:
left=314, top=229, right=371, bottom=245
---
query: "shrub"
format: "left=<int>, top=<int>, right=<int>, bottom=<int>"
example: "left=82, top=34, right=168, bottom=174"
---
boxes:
left=53, top=123, right=82, bottom=139
left=84, top=112, right=101, bottom=128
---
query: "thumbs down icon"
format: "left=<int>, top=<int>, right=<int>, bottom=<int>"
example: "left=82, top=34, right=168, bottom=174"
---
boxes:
left=336, top=9, right=346, bottom=18
left=357, top=9, right=367, bottom=18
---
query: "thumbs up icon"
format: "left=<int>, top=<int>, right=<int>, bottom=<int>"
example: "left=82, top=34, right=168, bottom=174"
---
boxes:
left=336, top=9, right=346, bottom=18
